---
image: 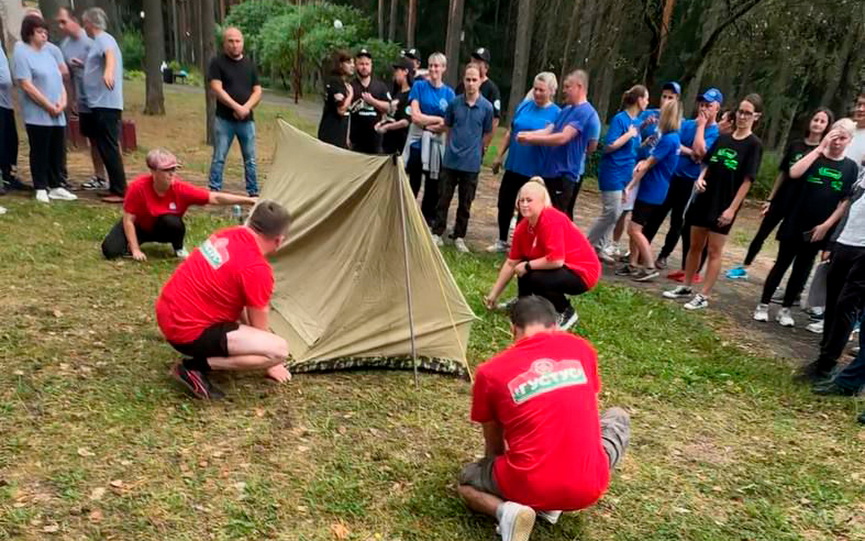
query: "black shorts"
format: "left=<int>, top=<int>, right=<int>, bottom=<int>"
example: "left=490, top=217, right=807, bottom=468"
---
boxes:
left=685, top=208, right=734, bottom=235
left=169, top=322, right=239, bottom=359
left=631, top=200, right=660, bottom=227
left=79, top=112, right=97, bottom=139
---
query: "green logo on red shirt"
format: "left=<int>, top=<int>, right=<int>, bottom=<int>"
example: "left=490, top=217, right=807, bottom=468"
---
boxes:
left=507, top=359, right=588, bottom=404
left=200, top=236, right=230, bottom=270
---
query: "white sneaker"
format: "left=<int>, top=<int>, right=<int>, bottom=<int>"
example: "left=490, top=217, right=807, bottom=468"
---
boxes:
left=684, top=294, right=709, bottom=310
left=806, top=320, right=824, bottom=334
left=35, top=189, right=50, bottom=203
left=0, top=206, right=6, bottom=215
left=753, top=303, right=769, bottom=322
left=662, top=285, right=693, bottom=299
left=454, top=238, right=470, bottom=253
left=537, top=510, right=562, bottom=525
left=486, top=240, right=509, bottom=253
left=431, top=234, right=443, bottom=247
left=175, top=247, right=190, bottom=259
left=498, top=501, right=536, bottom=541
left=776, top=307, right=795, bottom=327
left=48, top=187, right=78, bottom=201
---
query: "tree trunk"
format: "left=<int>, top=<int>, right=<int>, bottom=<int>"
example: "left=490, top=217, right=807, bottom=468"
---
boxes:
left=507, top=0, right=534, bottom=117
left=143, top=0, right=165, bottom=115
left=377, top=0, right=385, bottom=39
left=820, top=23, right=858, bottom=112
left=558, top=0, right=582, bottom=87
left=38, top=0, right=62, bottom=40
left=201, top=0, right=217, bottom=146
left=444, top=0, right=465, bottom=87
left=388, top=0, right=398, bottom=41
left=406, top=0, right=417, bottom=47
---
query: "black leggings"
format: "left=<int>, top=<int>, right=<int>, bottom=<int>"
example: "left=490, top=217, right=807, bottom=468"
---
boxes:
left=518, top=267, right=589, bottom=313
left=760, top=237, right=821, bottom=306
left=101, top=214, right=187, bottom=259
left=744, top=202, right=787, bottom=266
left=407, top=146, right=439, bottom=225
left=0, top=107, right=18, bottom=181
left=817, top=244, right=865, bottom=372
left=496, top=170, right=530, bottom=242
left=26, top=124, right=65, bottom=190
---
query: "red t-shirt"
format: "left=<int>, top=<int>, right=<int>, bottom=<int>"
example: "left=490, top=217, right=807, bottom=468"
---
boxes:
left=471, top=331, right=609, bottom=511
left=155, top=226, right=274, bottom=344
left=124, top=174, right=210, bottom=230
left=508, top=207, right=601, bottom=288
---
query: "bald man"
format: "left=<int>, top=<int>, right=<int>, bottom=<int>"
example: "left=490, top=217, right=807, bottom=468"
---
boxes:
left=206, top=27, right=262, bottom=196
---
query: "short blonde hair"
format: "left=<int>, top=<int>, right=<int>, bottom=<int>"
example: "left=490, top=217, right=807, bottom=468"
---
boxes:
left=428, top=52, right=447, bottom=68
left=658, top=100, right=681, bottom=134
left=530, top=72, right=558, bottom=101
left=517, top=177, right=552, bottom=209
left=832, top=118, right=856, bottom=138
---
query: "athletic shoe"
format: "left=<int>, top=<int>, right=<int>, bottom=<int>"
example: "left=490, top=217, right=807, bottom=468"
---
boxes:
left=805, top=306, right=825, bottom=318
left=667, top=270, right=685, bottom=282
left=617, top=252, right=631, bottom=263
left=60, top=178, right=78, bottom=192
left=726, top=266, right=749, bottom=280
left=615, top=264, right=638, bottom=277
left=35, top=189, right=50, bottom=203
left=101, top=194, right=124, bottom=204
left=753, top=303, right=769, bottom=322
left=684, top=294, right=709, bottom=310
left=486, top=240, right=509, bottom=253
left=431, top=234, right=443, bottom=247
left=175, top=247, right=190, bottom=259
left=497, top=501, right=536, bottom=541
left=454, top=238, right=470, bottom=253
left=632, top=268, right=659, bottom=282
left=662, top=285, right=693, bottom=299
left=806, top=320, right=824, bottom=334
left=169, top=361, right=225, bottom=399
left=81, top=176, right=109, bottom=190
left=497, top=297, right=517, bottom=311
left=770, top=289, right=799, bottom=306
left=793, top=361, right=832, bottom=384
left=48, top=187, right=78, bottom=201
left=537, top=510, right=562, bottom=525
left=776, top=307, right=795, bottom=327
left=4, top=176, right=33, bottom=191
left=812, top=380, right=859, bottom=397
left=0, top=206, right=7, bottom=215
left=597, top=250, right=616, bottom=265
left=654, top=256, right=667, bottom=270
left=557, top=305, right=579, bottom=331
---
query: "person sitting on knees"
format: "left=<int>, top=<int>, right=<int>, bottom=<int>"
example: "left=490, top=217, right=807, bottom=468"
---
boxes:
left=156, top=200, right=293, bottom=399
left=458, top=296, right=630, bottom=541
left=101, top=148, right=256, bottom=261
left=484, top=178, right=600, bottom=331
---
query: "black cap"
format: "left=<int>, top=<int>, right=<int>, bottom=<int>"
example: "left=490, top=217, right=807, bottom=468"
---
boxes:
left=393, top=58, right=414, bottom=71
left=402, top=48, right=420, bottom=61
left=356, top=48, right=372, bottom=59
left=471, top=47, right=491, bottom=64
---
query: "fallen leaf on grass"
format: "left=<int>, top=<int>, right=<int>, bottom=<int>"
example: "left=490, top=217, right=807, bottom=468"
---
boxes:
left=88, top=510, right=103, bottom=523
left=52, top=310, right=62, bottom=318
left=109, top=480, right=124, bottom=489
left=42, top=524, right=59, bottom=533
left=330, top=522, right=350, bottom=540
left=77, top=447, right=95, bottom=457
left=89, top=487, right=106, bottom=501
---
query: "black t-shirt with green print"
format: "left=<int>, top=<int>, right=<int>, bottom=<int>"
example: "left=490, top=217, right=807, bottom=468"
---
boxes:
left=779, top=154, right=859, bottom=242
left=774, top=139, right=818, bottom=211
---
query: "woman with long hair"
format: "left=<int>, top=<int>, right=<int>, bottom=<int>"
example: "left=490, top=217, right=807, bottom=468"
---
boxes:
left=753, top=119, right=859, bottom=326
left=317, top=50, right=354, bottom=148
left=726, top=107, right=834, bottom=279
left=484, top=178, right=600, bottom=330
left=587, top=84, right=648, bottom=259
left=664, top=94, right=765, bottom=310
left=486, top=72, right=560, bottom=252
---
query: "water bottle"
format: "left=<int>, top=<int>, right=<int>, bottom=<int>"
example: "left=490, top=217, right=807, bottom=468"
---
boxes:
left=232, top=204, right=243, bottom=224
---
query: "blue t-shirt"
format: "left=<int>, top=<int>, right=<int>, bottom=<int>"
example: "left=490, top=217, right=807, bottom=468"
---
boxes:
left=544, top=102, right=600, bottom=181
left=579, top=112, right=601, bottom=176
left=443, top=94, right=494, bottom=173
left=0, top=52, right=12, bottom=110
left=637, top=131, right=681, bottom=204
left=84, top=31, right=123, bottom=110
left=13, top=44, right=66, bottom=127
left=674, top=119, right=720, bottom=179
left=61, top=29, right=93, bottom=112
left=636, top=108, right=660, bottom=160
left=504, top=99, right=560, bottom=177
left=597, top=110, right=640, bottom=191
left=407, top=79, right=455, bottom=148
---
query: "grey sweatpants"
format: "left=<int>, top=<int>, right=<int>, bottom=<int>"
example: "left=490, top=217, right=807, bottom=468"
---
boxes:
left=587, top=190, right=624, bottom=251
left=600, top=407, right=631, bottom=470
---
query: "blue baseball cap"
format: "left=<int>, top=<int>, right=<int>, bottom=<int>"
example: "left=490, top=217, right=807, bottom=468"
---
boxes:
left=699, top=88, right=723, bottom=104
left=662, top=81, right=681, bottom=95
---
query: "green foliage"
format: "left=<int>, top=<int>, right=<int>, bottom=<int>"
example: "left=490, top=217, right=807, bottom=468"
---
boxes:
left=119, top=28, right=145, bottom=72
left=750, top=150, right=781, bottom=200
left=356, top=39, right=403, bottom=81
left=123, top=69, right=145, bottom=81
left=223, top=0, right=293, bottom=55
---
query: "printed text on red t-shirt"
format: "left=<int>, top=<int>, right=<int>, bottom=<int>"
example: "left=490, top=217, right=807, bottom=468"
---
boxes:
left=507, top=358, right=589, bottom=404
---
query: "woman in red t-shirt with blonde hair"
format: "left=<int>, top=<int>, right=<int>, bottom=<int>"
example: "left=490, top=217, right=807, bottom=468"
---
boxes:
left=484, top=178, right=601, bottom=330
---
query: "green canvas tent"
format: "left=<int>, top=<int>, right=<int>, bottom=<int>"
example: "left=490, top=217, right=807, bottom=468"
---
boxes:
left=260, top=120, right=476, bottom=377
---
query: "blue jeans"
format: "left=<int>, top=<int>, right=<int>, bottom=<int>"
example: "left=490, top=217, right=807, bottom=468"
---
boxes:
left=208, top=116, right=258, bottom=194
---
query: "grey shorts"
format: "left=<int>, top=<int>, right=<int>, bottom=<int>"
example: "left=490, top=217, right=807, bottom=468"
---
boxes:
left=459, top=456, right=502, bottom=497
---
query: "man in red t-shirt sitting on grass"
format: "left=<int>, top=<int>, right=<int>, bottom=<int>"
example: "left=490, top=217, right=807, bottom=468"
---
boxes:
left=101, top=148, right=256, bottom=261
left=156, top=200, right=292, bottom=399
left=458, top=296, right=630, bottom=541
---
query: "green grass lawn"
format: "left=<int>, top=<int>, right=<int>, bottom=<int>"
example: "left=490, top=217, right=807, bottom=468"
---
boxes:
left=1, top=199, right=864, bottom=541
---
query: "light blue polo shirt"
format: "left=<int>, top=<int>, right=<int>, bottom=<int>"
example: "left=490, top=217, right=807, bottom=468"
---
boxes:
left=83, top=31, right=123, bottom=110
left=0, top=52, right=12, bottom=110
left=13, top=43, right=66, bottom=127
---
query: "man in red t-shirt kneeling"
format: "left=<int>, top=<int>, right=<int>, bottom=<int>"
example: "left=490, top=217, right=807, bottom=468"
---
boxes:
left=458, top=296, right=630, bottom=541
left=101, top=148, right=256, bottom=261
left=155, top=200, right=292, bottom=399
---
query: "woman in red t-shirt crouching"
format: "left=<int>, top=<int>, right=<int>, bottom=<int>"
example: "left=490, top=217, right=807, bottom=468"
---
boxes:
left=485, top=178, right=601, bottom=330
left=101, top=148, right=256, bottom=261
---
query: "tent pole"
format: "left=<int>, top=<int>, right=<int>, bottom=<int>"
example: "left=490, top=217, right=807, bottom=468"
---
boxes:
left=394, top=155, right=420, bottom=388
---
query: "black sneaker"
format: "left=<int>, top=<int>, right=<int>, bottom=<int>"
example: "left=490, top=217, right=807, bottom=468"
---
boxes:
left=812, top=380, right=859, bottom=397
left=632, top=268, right=660, bottom=282
left=794, top=361, right=832, bottom=384
left=557, top=305, right=579, bottom=331
left=169, top=361, right=225, bottom=399
left=4, top=176, right=33, bottom=192
left=615, top=264, right=637, bottom=277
